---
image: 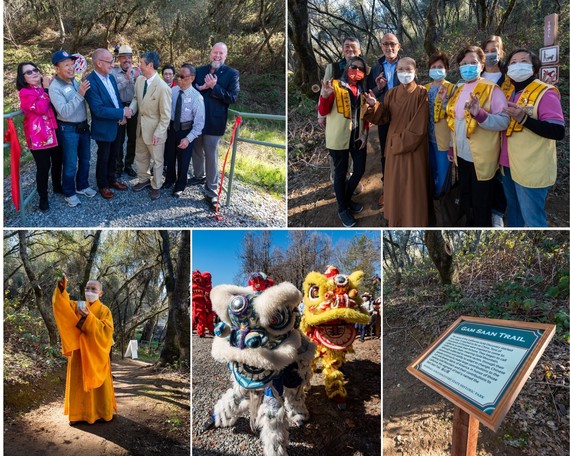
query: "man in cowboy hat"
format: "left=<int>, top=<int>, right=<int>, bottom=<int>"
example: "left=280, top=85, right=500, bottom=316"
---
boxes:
left=111, top=44, right=140, bottom=178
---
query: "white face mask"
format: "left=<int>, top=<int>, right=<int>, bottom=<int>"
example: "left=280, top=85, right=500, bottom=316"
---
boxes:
left=397, top=72, right=415, bottom=85
left=507, top=62, right=534, bottom=82
left=85, top=291, right=100, bottom=303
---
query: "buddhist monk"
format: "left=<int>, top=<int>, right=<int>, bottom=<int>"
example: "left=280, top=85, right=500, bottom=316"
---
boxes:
left=363, top=57, right=430, bottom=227
left=52, top=273, right=116, bottom=424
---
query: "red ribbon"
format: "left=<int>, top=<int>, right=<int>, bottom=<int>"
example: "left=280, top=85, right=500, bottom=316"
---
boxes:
left=215, top=116, right=242, bottom=221
left=5, top=118, right=22, bottom=211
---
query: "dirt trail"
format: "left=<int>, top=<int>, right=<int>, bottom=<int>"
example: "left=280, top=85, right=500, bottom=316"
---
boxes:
left=288, top=125, right=387, bottom=228
left=4, top=358, right=190, bottom=456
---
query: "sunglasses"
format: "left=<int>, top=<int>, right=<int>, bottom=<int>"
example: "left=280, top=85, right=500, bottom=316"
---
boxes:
left=24, top=68, right=41, bottom=76
left=176, top=74, right=193, bottom=80
left=349, top=64, right=365, bottom=71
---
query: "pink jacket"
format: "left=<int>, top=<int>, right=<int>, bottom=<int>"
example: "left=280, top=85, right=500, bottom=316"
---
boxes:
left=19, top=86, right=58, bottom=150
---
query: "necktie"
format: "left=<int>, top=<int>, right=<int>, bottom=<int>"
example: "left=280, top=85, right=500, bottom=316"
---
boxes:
left=173, top=92, right=183, bottom=131
left=143, top=79, right=148, bottom=98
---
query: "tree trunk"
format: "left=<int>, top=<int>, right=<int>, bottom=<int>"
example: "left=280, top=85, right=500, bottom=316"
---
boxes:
left=424, top=0, right=440, bottom=56
left=157, top=231, right=179, bottom=367
left=172, top=230, right=191, bottom=371
left=425, top=231, right=457, bottom=285
left=288, top=0, right=321, bottom=94
left=140, top=315, right=157, bottom=344
left=80, top=230, right=102, bottom=293
left=18, top=231, right=59, bottom=345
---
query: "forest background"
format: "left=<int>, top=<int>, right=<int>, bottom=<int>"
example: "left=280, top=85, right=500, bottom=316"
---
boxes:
left=288, top=0, right=569, bottom=226
left=3, top=0, right=287, bottom=197
left=382, top=230, right=569, bottom=454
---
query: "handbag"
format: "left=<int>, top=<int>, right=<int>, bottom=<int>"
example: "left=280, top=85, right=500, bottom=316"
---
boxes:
left=433, top=164, right=465, bottom=227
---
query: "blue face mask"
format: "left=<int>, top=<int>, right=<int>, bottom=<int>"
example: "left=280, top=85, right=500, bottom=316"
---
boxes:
left=460, top=64, right=480, bottom=82
left=429, top=68, right=446, bottom=81
left=485, top=53, right=499, bottom=67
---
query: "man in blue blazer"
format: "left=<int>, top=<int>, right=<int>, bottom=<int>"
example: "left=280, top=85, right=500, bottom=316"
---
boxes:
left=191, top=42, right=240, bottom=206
left=84, top=48, right=130, bottom=199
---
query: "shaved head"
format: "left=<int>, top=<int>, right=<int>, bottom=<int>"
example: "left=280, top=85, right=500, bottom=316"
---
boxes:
left=86, top=280, right=102, bottom=292
left=399, top=57, right=416, bottom=68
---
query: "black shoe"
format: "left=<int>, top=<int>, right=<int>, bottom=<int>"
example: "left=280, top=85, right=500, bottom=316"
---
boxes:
left=39, top=197, right=49, bottom=211
left=125, top=166, right=137, bottom=178
left=349, top=201, right=363, bottom=213
left=338, top=210, right=356, bottom=227
left=173, top=190, right=183, bottom=198
left=53, top=186, right=63, bottom=194
left=189, top=176, right=206, bottom=186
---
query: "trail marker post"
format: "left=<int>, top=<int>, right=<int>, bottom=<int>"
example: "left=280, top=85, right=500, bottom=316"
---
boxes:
left=408, top=316, right=555, bottom=456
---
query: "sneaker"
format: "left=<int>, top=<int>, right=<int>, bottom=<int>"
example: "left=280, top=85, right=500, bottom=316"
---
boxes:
left=77, top=187, right=97, bottom=198
left=349, top=201, right=363, bottom=213
left=133, top=181, right=151, bottom=192
left=492, top=212, right=504, bottom=227
left=64, top=195, right=81, bottom=207
left=338, top=210, right=356, bottom=227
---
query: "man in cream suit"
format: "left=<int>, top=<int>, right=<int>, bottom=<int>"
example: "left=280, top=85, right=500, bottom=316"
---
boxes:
left=129, top=51, right=171, bottom=200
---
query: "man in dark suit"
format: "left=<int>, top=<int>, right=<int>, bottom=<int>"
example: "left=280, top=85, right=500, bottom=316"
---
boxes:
left=367, top=33, right=401, bottom=206
left=84, top=48, right=130, bottom=199
left=190, top=42, right=240, bottom=207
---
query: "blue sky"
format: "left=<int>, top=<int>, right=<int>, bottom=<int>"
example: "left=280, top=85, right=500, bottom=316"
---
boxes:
left=192, top=229, right=381, bottom=286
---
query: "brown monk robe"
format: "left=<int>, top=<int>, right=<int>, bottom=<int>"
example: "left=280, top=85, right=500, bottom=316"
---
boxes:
left=363, top=65, right=430, bottom=227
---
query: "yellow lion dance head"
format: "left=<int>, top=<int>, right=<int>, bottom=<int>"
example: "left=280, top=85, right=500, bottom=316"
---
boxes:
left=301, top=265, right=370, bottom=350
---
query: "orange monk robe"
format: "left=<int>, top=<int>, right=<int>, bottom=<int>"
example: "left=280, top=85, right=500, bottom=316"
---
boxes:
left=364, top=82, right=430, bottom=227
left=52, top=286, right=117, bottom=423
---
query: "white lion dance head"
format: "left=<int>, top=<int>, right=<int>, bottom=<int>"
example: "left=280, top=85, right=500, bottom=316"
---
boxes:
left=203, top=273, right=316, bottom=456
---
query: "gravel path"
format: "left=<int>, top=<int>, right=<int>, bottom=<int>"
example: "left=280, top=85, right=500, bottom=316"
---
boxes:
left=4, top=141, right=286, bottom=228
left=192, top=333, right=382, bottom=456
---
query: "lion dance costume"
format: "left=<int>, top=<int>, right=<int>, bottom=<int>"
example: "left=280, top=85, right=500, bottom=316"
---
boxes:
left=204, top=273, right=316, bottom=456
left=301, top=266, right=370, bottom=405
left=192, top=270, right=214, bottom=337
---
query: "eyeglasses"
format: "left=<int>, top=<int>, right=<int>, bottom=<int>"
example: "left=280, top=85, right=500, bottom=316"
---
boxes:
left=349, top=64, right=365, bottom=71
left=101, top=59, right=115, bottom=65
left=176, top=74, right=192, bottom=80
left=24, top=69, right=40, bottom=76
left=382, top=42, right=399, bottom=47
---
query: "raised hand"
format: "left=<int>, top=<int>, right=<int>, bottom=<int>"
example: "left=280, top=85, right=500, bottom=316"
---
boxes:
left=321, top=79, right=334, bottom=98
left=78, top=80, right=91, bottom=96
left=437, top=84, right=448, bottom=102
left=375, top=72, right=387, bottom=91
left=503, top=101, right=526, bottom=123
left=57, top=272, right=67, bottom=292
left=465, top=92, right=480, bottom=117
left=363, top=90, right=377, bottom=107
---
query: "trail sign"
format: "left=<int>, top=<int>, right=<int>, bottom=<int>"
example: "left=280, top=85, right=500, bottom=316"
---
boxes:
left=544, top=14, right=558, bottom=46
left=407, top=316, right=555, bottom=432
left=124, top=339, right=139, bottom=359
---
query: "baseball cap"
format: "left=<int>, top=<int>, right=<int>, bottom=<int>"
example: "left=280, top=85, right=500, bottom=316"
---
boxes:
left=118, top=45, right=133, bottom=56
left=52, top=50, right=78, bottom=65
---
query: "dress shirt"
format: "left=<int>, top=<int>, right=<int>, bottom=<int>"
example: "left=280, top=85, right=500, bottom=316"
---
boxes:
left=170, top=85, right=205, bottom=143
left=95, top=71, right=120, bottom=108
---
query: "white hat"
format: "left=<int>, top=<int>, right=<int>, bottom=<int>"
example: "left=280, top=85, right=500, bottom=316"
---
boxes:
left=118, top=45, right=133, bottom=56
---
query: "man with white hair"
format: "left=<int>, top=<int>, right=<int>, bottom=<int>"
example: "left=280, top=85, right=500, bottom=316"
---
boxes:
left=191, top=42, right=240, bottom=207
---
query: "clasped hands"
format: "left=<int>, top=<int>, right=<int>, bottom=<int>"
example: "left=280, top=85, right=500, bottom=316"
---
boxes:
left=198, top=73, right=217, bottom=91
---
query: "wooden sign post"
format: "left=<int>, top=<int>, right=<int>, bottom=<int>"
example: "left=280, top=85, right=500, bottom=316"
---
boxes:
left=540, top=14, right=559, bottom=84
left=408, top=316, right=556, bottom=455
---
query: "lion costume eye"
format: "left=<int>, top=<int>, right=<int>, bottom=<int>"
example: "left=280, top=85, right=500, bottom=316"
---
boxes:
left=268, top=308, right=292, bottom=330
left=308, top=285, right=320, bottom=301
left=229, top=295, right=250, bottom=316
left=334, top=275, right=348, bottom=287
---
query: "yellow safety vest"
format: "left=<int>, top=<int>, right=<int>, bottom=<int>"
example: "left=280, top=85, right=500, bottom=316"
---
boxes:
left=506, top=80, right=559, bottom=188
left=446, top=79, right=501, bottom=181
left=426, top=81, right=453, bottom=150
left=324, top=80, right=366, bottom=150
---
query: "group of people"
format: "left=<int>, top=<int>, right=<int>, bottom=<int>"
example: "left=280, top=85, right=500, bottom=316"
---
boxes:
left=318, top=34, right=565, bottom=227
left=16, top=42, right=240, bottom=211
